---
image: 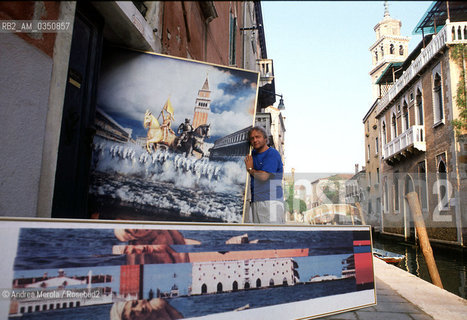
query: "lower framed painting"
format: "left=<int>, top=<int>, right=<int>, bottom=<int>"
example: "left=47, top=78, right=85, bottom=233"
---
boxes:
left=0, top=218, right=376, bottom=320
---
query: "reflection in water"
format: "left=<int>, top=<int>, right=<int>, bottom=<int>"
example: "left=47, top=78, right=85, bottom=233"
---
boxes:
left=373, top=235, right=466, bottom=298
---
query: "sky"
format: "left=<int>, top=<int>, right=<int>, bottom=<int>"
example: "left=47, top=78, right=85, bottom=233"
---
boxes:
left=261, top=1, right=433, bottom=174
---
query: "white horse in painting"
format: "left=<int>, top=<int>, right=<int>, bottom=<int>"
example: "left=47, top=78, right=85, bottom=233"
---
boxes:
left=143, top=110, right=176, bottom=153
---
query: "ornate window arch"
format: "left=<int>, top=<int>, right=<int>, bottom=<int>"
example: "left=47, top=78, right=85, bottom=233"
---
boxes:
left=432, top=69, right=444, bottom=124
left=381, top=120, right=387, bottom=145
left=436, top=153, right=449, bottom=210
left=391, top=112, right=397, bottom=139
left=416, top=87, right=424, bottom=126
left=390, top=43, right=395, bottom=54
left=402, top=100, right=409, bottom=131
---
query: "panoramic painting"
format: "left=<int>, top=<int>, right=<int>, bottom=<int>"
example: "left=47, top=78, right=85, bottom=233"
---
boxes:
left=88, top=47, right=258, bottom=223
left=1, top=220, right=375, bottom=320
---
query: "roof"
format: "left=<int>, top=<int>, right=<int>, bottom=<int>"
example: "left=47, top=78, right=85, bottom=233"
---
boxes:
left=375, top=62, right=404, bottom=85
left=413, top=1, right=467, bottom=35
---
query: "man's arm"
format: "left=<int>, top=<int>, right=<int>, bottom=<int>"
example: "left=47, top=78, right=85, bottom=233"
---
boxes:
left=244, top=155, right=271, bottom=181
left=248, top=168, right=271, bottom=181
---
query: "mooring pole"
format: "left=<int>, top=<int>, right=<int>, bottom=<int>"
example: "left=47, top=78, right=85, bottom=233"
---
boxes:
left=405, top=192, right=443, bottom=288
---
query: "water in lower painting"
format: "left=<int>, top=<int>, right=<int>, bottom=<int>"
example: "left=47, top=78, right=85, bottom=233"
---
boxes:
left=0, top=219, right=376, bottom=319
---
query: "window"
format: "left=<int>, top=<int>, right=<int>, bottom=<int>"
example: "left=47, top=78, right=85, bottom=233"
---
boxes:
left=390, top=44, right=394, bottom=54
left=381, top=45, right=384, bottom=57
left=367, top=144, right=370, bottom=162
left=382, top=121, right=387, bottom=144
left=433, top=72, right=444, bottom=124
left=375, top=137, right=379, bottom=154
left=416, top=89, right=424, bottom=125
left=399, top=45, right=404, bottom=55
left=391, top=113, right=397, bottom=139
left=436, top=154, right=449, bottom=210
left=417, top=161, right=428, bottom=211
left=375, top=51, right=378, bottom=62
left=377, top=168, right=380, bottom=183
left=229, top=12, right=237, bottom=66
left=402, top=101, right=409, bottom=131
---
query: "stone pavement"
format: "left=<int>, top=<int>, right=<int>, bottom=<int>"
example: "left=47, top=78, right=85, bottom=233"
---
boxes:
left=319, top=258, right=467, bottom=320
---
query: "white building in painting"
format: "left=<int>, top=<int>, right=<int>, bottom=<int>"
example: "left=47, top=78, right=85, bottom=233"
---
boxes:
left=191, top=257, right=298, bottom=295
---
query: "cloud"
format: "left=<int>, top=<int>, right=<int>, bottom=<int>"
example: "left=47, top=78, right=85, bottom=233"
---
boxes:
left=97, top=49, right=257, bottom=138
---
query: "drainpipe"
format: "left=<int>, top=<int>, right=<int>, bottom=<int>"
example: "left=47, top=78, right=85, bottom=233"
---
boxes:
left=242, top=2, right=246, bottom=69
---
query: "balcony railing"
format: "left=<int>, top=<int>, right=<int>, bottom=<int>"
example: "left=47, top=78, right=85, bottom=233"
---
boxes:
left=383, top=125, right=426, bottom=160
left=376, top=22, right=467, bottom=116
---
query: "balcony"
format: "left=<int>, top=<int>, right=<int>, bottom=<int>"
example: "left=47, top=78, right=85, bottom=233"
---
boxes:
left=383, top=125, right=425, bottom=163
left=257, top=59, right=274, bottom=85
left=376, top=22, right=467, bottom=116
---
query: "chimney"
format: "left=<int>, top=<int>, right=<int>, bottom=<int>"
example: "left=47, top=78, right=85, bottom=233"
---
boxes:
left=355, top=164, right=359, bottom=175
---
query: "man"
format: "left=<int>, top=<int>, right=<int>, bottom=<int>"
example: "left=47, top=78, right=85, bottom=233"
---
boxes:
left=176, top=118, right=193, bottom=147
left=244, top=126, right=285, bottom=223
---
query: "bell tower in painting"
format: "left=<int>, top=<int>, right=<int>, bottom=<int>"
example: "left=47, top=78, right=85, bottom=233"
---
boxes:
left=369, top=1, right=410, bottom=99
left=192, top=75, right=211, bottom=129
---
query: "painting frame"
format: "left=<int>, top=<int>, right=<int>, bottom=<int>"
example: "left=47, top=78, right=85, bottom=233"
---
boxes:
left=89, top=45, right=259, bottom=223
left=1, top=217, right=376, bottom=320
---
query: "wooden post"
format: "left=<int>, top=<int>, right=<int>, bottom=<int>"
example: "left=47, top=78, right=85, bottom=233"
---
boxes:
left=405, top=192, right=443, bottom=288
left=355, top=202, right=366, bottom=225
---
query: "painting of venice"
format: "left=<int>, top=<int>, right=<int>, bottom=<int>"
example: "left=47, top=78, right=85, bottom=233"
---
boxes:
left=89, top=47, right=259, bottom=222
left=1, top=220, right=376, bottom=320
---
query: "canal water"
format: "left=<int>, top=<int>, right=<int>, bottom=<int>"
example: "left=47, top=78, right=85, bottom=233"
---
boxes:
left=372, top=234, right=467, bottom=299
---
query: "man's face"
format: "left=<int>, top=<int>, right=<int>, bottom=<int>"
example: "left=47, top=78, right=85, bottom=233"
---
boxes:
left=249, top=129, right=267, bottom=151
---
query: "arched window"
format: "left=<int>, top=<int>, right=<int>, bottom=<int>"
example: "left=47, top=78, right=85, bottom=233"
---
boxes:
left=416, top=89, right=424, bottom=125
left=381, top=45, right=384, bottom=57
left=244, top=282, right=250, bottom=289
left=232, top=281, right=238, bottom=291
left=390, top=44, right=394, bottom=54
left=201, top=284, right=207, bottom=294
left=269, top=279, right=275, bottom=287
left=217, top=282, right=223, bottom=293
left=382, top=121, right=387, bottom=144
left=433, top=73, right=443, bottom=123
left=256, top=278, right=261, bottom=288
left=375, top=51, right=378, bottom=62
left=391, top=113, right=397, bottom=139
left=282, top=278, right=288, bottom=286
left=402, top=101, right=409, bottom=131
left=399, top=45, right=404, bottom=55
left=458, top=26, right=462, bottom=41
left=437, top=154, right=448, bottom=210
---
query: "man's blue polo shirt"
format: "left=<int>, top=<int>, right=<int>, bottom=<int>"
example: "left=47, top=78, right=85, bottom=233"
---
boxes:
left=250, top=147, right=283, bottom=202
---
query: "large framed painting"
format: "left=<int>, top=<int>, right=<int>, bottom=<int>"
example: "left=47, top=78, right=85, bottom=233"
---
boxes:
left=89, top=46, right=259, bottom=223
left=1, top=218, right=376, bottom=319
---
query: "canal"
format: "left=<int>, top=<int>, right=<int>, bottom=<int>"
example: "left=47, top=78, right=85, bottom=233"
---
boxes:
left=373, top=233, right=467, bottom=299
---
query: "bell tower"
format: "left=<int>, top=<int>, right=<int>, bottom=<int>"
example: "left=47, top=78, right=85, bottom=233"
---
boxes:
left=192, top=75, right=211, bottom=129
left=369, top=1, right=410, bottom=99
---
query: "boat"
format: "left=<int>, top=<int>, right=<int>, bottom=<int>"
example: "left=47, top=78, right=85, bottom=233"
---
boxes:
left=372, top=248, right=405, bottom=265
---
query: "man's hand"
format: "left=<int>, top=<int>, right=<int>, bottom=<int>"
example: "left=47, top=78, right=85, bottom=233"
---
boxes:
left=244, top=155, right=253, bottom=173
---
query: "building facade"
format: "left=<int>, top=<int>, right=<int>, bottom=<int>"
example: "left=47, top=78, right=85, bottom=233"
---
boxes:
left=0, top=1, right=284, bottom=219
left=191, top=257, right=297, bottom=294
left=364, top=1, right=467, bottom=246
